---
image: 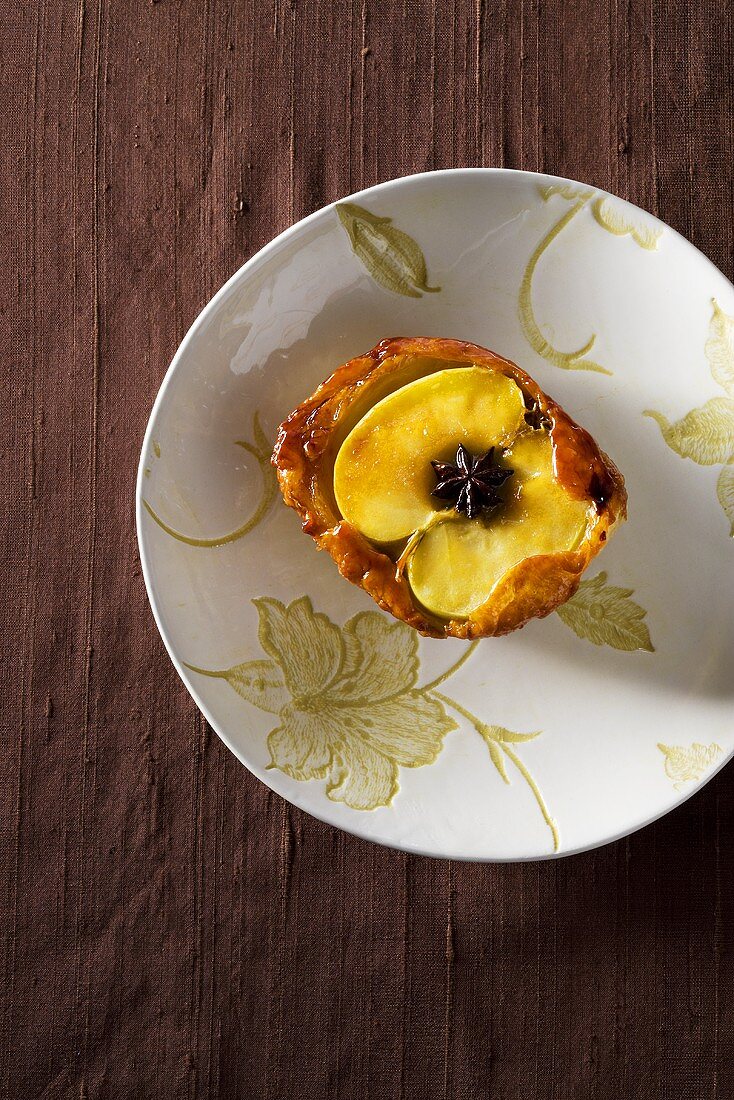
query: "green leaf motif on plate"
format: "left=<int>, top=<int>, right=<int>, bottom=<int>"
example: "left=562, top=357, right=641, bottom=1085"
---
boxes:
left=657, top=741, right=722, bottom=791
left=336, top=202, right=441, bottom=299
left=556, top=572, right=654, bottom=652
left=591, top=196, right=662, bottom=251
left=184, top=659, right=289, bottom=715
left=645, top=300, right=734, bottom=534
left=705, top=299, right=734, bottom=397
left=644, top=397, right=734, bottom=465
left=454, top=718, right=540, bottom=785
left=472, top=722, right=541, bottom=786
left=489, top=725, right=542, bottom=745
left=185, top=599, right=560, bottom=850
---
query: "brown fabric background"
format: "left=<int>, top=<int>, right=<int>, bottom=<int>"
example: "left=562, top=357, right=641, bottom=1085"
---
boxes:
left=3, top=1, right=733, bottom=1097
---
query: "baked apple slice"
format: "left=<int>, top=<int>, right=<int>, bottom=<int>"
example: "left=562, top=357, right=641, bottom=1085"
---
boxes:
left=273, top=338, right=626, bottom=639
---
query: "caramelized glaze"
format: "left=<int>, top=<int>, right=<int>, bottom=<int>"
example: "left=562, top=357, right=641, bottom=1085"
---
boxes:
left=272, top=337, right=627, bottom=639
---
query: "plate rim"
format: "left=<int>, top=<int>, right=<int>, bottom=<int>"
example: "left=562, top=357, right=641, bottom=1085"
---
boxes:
left=136, top=166, right=734, bottom=862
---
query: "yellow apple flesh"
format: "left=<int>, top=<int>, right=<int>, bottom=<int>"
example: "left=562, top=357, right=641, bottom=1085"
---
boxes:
left=333, top=367, right=527, bottom=542
left=406, top=432, right=592, bottom=618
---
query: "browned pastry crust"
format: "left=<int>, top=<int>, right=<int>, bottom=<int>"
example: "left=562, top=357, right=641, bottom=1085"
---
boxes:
left=272, top=337, right=627, bottom=639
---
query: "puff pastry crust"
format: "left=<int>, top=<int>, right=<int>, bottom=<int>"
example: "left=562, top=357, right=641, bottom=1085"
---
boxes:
left=272, top=337, right=627, bottom=639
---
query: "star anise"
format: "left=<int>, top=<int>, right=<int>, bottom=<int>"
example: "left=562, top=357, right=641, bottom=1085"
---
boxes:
left=431, top=444, right=514, bottom=519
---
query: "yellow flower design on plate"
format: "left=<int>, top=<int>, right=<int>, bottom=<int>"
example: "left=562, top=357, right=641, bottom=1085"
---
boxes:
left=186, top=597, right=559, bottom=849
left=190, top=597, right=456, bottom=810
left=657, top=742, right=722, bottom=791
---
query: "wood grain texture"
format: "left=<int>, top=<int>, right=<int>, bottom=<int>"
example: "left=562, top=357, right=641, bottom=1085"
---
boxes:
left=2, top=1, right=733, bottom=1096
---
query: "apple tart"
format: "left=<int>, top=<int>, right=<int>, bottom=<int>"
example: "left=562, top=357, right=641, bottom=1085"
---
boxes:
left=272, top=338, right=626, bottom=639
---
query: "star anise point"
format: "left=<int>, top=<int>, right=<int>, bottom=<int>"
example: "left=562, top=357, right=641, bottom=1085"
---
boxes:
left=430, top=444, right=514, bottom=518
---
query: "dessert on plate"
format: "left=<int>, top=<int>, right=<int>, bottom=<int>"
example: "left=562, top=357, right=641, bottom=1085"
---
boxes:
left=273, top=338, right=626, bottom=639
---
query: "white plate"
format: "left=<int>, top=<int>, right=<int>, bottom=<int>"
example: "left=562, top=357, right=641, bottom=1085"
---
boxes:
left=137, top=169, right=734, bottom=861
